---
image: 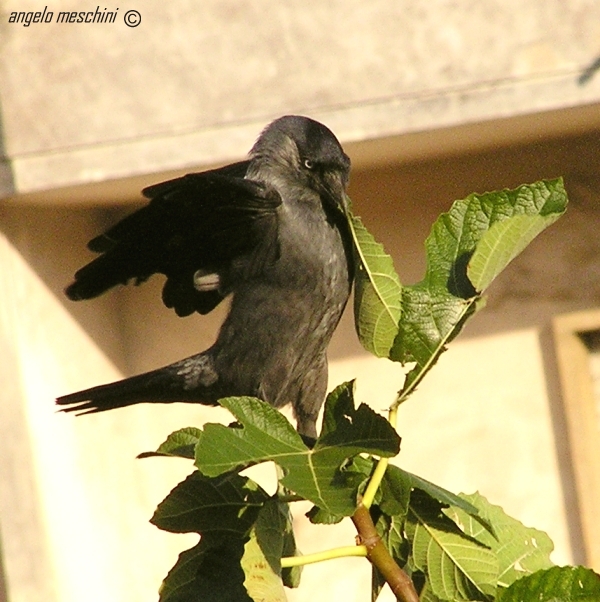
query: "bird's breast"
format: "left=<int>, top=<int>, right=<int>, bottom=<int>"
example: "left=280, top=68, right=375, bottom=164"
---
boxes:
left=212, top=198, right=351, bottom=399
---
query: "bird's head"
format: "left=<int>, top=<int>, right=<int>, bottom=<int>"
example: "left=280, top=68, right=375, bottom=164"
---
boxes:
left=249, top=115, right=351, bottom=213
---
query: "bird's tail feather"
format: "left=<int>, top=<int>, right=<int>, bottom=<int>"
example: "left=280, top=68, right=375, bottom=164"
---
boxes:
left=56, top=361, right=218, bottom=414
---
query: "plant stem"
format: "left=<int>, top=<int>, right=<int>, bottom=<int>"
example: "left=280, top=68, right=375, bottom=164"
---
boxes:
left=388, top=404, right=398, bottom=429
left=362, top=457, right=389, bottom=509
left=352, top=502, right=419, bottom=602
left=354, top=405, right=418, bottom=600
left=281, top=545, right=367, bottom=567
left=280, top=399, right=413, bottom=592
left=361, top=404, right=399, bottom=509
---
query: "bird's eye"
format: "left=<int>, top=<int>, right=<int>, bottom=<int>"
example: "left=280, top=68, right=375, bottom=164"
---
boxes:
left=303, top=159, right=315, bottom=170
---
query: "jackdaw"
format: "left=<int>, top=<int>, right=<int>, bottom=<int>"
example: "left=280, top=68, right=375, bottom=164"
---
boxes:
left=56, top=115, right=354, bottom=438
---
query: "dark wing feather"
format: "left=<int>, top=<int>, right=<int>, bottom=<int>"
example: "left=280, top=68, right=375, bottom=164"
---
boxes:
left=140, top=160, right=250, bottom=200
left=65, top=161, right=282, bottom=316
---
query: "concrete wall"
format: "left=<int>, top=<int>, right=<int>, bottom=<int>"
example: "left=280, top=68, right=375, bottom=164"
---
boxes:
left=1, top=0, right=600, bottom=199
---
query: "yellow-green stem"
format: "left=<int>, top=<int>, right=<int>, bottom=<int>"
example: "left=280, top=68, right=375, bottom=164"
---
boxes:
left=362, top=457, right=389, bottom=509
left=281, top=545, right=367, bottom=567
left=361, top=404, right=399, bottom=509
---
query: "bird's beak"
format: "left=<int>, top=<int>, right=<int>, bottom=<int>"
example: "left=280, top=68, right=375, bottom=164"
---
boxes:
left=322, top=170, right=350, bottom=214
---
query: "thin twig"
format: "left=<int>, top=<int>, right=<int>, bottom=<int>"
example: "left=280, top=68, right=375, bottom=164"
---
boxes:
left=281, top=545, right=367, bottom=567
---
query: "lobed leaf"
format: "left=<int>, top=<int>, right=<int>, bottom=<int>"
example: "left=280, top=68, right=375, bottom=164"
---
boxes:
left=418, top=580, right=444, bottom=602
left=306, top=455, right=374, bottom=525
left=445, top=492, right=554, bottom=589
left=242, top=534, right=288, bottom=602
left=406, top=490, right=498, bottom=601
left=467, top=179, right=567, bottom=291
left=138, top=427, right=203, bottom=459
left=158, top=535, right=251, bottom=602
left=391, top=178, right=568, bottom=402
left=348, top=211, right=402, bottom=357
left=151, top=471, right=268, bottom=535
left=242, top=500, right=299, bottom=601
left=195, top=393, right=400, bottom=517
left=390, top=466, right=481, bottom=518
left=497, top=565, right=600, bottom=602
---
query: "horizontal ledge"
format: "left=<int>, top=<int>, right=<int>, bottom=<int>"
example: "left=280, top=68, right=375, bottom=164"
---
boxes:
left=4, top=72, right=600, bottom=204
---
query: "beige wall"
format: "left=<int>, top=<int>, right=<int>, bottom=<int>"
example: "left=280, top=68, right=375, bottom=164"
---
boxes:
left=2, top=1, right=600, bottom=198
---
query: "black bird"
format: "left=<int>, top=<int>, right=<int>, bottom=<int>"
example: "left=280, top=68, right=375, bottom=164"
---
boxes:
left=57, top=115, right=354, bottom=438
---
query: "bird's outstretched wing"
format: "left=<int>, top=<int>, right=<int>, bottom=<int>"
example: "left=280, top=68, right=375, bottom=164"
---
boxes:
left=65, top=161, right=282, bottom=316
